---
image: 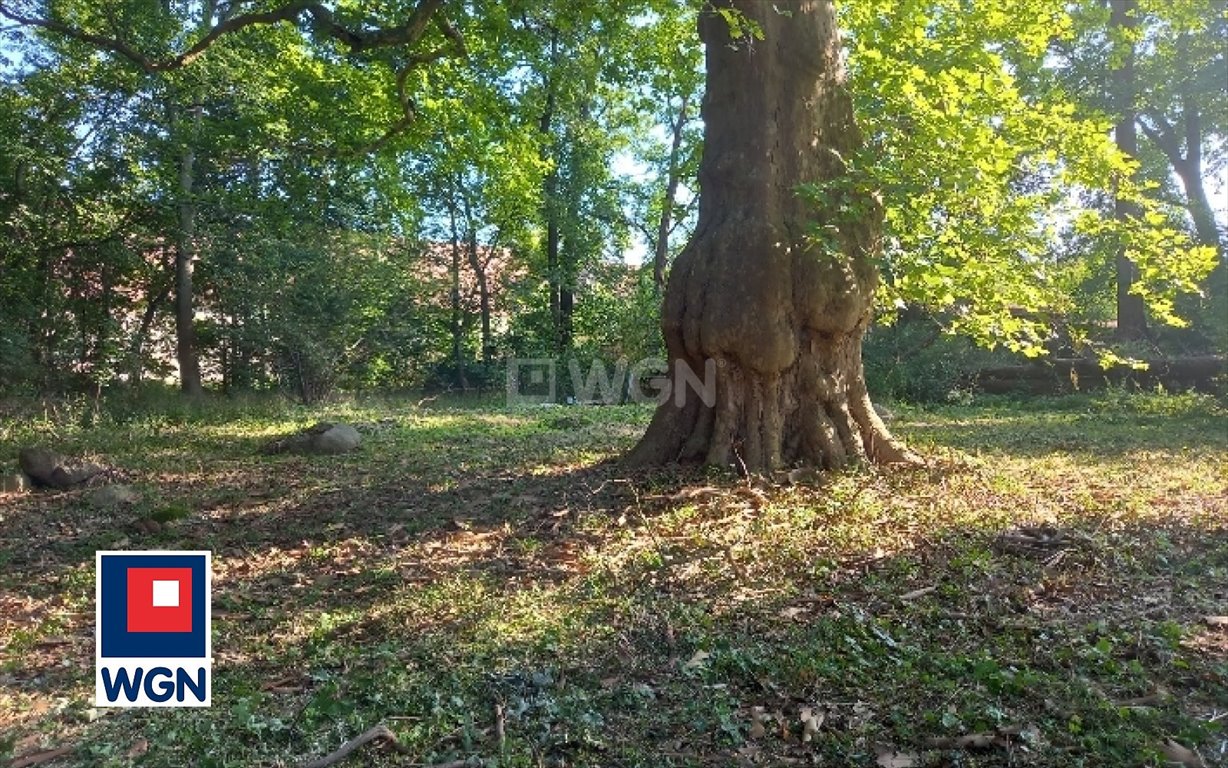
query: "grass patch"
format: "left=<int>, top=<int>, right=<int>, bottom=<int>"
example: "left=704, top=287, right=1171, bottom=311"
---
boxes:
left=0, top=392, right=1224, bottom=766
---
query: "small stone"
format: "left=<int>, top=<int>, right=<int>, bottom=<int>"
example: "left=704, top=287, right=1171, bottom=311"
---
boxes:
left=787, top=467, right=823, bottom=485
left=89, top=485, right=142, bottom=509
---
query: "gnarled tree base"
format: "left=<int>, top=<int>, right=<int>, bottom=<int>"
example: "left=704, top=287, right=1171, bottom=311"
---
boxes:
left=625, top=330, right=917, bottom=472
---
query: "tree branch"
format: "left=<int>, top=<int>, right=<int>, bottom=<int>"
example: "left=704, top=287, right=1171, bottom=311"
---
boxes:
left=1136, top=111, right=1185, bottom=169
left=1180, top=94, right=1201, bottom=170
left=0, top=0, right=451, bottom=73
left=297, top=724, right=407, bottom=768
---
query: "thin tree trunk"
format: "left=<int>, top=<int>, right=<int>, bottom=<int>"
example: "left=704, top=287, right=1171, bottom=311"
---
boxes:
left=128, top=285, right=166, bottom=387
left=447, top=205, right=468, bottom=390
left=469, top=241, right=493, bottom=367
left=175, top=102, right=204, bottom=396
left=460, top=192, right=493, bottom=366
left=1111, top=0, right=1148, bottom=340
left=654, top=95, right=689, bottom=294
left=626, top=0, right=914, bottom=472
left=1170, top=92, right=1221, bottom=253
left=1177, top=162, right=1221, bottom=253
left=1136, top=37, right=1222, bottom=255
left=540, top=28, right=566, bottom=356
left=559, top=277, right=573, bottom=353
left=96, top=261, right=113, bottom=377
left=171, top=1, right=214, bottom=396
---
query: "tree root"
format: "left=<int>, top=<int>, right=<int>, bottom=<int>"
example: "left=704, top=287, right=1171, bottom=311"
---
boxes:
left=298, top=725, right=406, bottom=768
left=296, top=724, right=487, bottom=768
left=626, top=344, right=922, bottom=472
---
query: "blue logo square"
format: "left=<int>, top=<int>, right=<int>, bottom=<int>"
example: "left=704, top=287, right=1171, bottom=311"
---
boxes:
left=98, top=553, right=209, bottom=658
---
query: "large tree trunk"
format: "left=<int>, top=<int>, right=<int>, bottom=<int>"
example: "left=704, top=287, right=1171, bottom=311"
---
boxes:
left=626, top=0, right=913, bottom=472
left=1110, top=0, right=1148, bottom=341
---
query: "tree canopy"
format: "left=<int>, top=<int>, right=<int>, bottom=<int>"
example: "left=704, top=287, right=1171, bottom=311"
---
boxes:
left=0, top=0, right=1221, bottom=400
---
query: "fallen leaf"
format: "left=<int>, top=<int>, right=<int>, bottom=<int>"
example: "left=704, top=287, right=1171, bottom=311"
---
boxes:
left=1116, top=691, right=1166, bottom=707
left=682, top=650, right=710, bottom=672
left=126, top=739, right=149, bottom=758
left=799, top=706, right=824, bottom=742
left=899, top=586, right=937, bottom=601
left=926, top=731, right=1000, bottom=749
left=34, top=636, right=72, bottom=648
left=1159, top=739, right=1207, bottom=767
left=875, top=749, right=919, bottom=768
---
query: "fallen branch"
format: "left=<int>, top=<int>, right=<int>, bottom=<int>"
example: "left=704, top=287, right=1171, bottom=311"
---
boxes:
left=11, top=746, right=73, bottom=768
left=298, top=725, right=406, bottom=768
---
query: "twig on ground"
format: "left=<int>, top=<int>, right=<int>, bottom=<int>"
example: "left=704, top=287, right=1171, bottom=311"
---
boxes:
left=298, top=724, right=407, bottom=768
left=11, top=746, right=73, bottom=768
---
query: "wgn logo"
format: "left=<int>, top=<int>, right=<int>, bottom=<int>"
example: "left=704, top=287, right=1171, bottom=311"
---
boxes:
left=95, top=551, right=212, bottom=707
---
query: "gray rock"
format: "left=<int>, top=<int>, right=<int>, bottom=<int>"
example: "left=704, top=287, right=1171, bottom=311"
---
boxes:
left=19, top=447, right=106, bottom=489
left=1, top=472, right=32, bottom=494
left=310, top=423, right=361, bottom=454
left=262, top=422, right=361, bottom=455
left=89, top=484, right=142, bottom=509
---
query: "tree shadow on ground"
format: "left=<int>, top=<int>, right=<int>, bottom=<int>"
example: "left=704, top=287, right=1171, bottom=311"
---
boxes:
left=1, top=403, right=1225, bottom=766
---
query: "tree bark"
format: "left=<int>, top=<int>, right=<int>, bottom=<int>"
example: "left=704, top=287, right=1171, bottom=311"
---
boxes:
left=465, top=230, right=493, bottom=366
left=537, top=27, right=575, bottom=356
left=1110, top=0, right=1148, bottom=341
left=174, top=101, right=205, bottom=396
left=626, top=0, right=914, bottom=472
left=447, top=196, right=469, bottom=389
left=1173, top=71, right=1219, bottom=252
left=127, top=264, right=171, bottom=386
left=1136, top=37, right=1223, bottom=255
left=654, top=95, right=689, bottom=294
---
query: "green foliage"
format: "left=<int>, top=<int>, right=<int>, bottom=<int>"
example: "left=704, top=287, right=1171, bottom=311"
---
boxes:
left=839, top=0, right=1219, bottom=357
left=862, top=315, right=1012, bottom=403
left=1, top=0, right=1220, bottom=402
